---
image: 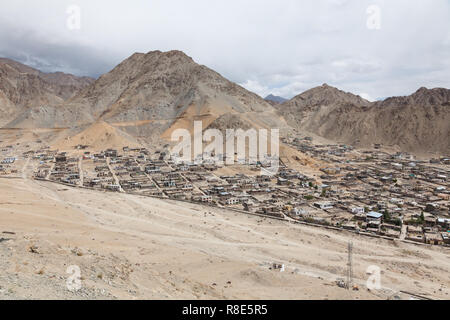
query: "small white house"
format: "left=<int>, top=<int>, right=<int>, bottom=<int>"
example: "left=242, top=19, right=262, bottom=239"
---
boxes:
left=106, top=184, right=121, bottom=191
left=293, top=208, right=309, bottom=216
left=390, top=198, right=404, bottom=205
left=351, top=207, right=365, bottom=215
left=314, top=202, right=334, bottom=210
left=201, top=195, right=212, bottom=203
left=366, top=211, right=383, bottom=222
left=226, top=198, right=240, bottom=205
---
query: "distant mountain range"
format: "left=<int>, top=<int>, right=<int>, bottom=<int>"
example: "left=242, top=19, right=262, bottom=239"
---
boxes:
left=0, top=52, right=449, bottom=154
left=2, top=51, right=288, bottom=149
left=277, top=84, right=450, bottom=154
left=0, top=58, right=94, bottom=126
left=265, top=94, right=288, bottom=105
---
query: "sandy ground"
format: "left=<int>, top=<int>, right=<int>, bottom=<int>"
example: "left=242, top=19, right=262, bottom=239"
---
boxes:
left=0, top=175, right=449, bottom=300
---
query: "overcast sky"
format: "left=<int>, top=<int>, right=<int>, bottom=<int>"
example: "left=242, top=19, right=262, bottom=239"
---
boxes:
left=0, top=0, right=449, bottom=100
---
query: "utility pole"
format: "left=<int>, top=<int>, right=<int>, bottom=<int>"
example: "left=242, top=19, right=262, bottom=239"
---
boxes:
left=347, top=241, right=353, bottom=290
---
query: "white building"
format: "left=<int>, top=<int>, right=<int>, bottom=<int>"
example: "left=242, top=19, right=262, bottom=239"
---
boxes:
left=314, top=202, right=334, bottom=210
left=351, top=207, right=365, bottom=215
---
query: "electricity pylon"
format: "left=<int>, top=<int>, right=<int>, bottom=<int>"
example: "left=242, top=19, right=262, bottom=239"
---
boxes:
left=347, top=241, right=353, bottom=290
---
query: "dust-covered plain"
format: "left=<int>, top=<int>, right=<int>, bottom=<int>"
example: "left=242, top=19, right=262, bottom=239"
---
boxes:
left=0, top=177, right=448, bottom=300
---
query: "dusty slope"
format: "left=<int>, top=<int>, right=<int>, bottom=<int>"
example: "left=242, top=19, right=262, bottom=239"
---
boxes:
left=0, top=175, right=449, bottom=300
left=279, top=84, right=450, bottom=155
left=8, top=51, right=288, bottom=142
left=0, top=58, right=94, bottom=127
left=3, top=53, right=449, bottom=156
left=368, top=88, right=450, bottom=154
left=52, top=121, right=142, bottom=151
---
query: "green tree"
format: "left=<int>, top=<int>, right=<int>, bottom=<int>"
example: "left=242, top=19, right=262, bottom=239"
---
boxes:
left=383, top=210, right=391, bottom=221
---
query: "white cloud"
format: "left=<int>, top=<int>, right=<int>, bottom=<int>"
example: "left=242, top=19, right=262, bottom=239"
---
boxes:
left=240, top=80, right=271, bottom=98
left=0, top=0, right=449, bottom=99
left=359, top=93, right=375, bottom=102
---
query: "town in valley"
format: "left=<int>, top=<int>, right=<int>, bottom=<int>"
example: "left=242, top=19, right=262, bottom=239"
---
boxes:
left=2, top=131, right=449, bottom=247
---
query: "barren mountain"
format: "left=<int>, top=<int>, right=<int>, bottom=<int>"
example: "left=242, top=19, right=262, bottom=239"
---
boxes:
left=0, top=58, right=94, bottom=126
left=3, top=54, right=449, bottom=155
left=9, top=51, right=288, bottom=143
left=279, top=84, right=450, bottom=154
left=265, top=94, right=288, bottom=105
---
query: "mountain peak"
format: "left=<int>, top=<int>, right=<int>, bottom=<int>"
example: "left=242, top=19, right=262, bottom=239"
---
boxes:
left=377, top=87, right=450, bottom=107
left=123, top=50, right=194, bottom=66
left=265, top=94, right=287, bottom=104
left=412, top=86, right=450, bottom=97
left=14, top=49, right=285, bottom=134
left=0, top=57, right=95, bottom=127
left=141, top=50, right=194, bottom=61
left=416, top=86, right=428, bottom=92
left=411, top=87, right=450, bottom=105
left=285, top=84, right=370, bottom=108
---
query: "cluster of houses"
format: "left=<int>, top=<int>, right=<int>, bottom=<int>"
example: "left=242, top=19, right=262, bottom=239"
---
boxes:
left=48, top=153, right=80, bottom=185
left=20, top=137, right=450, bottom=246
left=81, top=150, right=117, bottom=190
left=0, top=154, right=17, bottom=175
left=280, top=137, right=450, bottom=245
left=32, top=148, right=59, bottom=179
left=1, top=157, right=16, bottom=164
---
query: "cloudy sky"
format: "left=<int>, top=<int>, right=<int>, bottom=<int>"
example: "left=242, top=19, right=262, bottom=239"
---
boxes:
left=0, top=0, right=449, bottom=100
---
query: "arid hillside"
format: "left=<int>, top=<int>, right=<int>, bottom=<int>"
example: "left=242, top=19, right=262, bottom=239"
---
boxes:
left=2, top=54, right=449, bottom=155
left=0, top=58, right=94, bottom=127
left=1, top=177, right=448, bottom=300
left=7, top=51, right=289, bottom=143
left=279, top=84, right=450, bottom=155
